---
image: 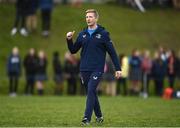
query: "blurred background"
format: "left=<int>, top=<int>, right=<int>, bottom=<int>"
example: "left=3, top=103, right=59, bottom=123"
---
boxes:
left=0, top=0, right=180, bottom=99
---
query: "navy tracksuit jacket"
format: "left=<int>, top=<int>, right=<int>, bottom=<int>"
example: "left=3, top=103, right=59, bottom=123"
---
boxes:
left=67, top=25, right=121, bottom=121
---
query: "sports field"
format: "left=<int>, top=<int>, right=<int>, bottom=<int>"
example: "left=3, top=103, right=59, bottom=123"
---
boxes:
left=0, top=3, right=180, bottom=127
left=0, top=96, right=180, bottom=127
left=0, top=3, right=180, bottom=95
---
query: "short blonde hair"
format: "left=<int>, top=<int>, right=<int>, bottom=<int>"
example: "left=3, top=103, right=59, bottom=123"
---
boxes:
left=86, top=9, right=99, bottom=19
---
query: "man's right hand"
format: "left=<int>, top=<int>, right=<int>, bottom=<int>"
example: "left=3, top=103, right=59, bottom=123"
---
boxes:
left=66, top=31, right=75, bottom=40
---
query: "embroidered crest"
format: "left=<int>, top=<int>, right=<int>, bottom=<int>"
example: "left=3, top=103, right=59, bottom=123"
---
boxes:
left=93, top=76, right=98, bottom=80
left=83, top=34, right=86, bottom=38
left=96, top=34, right=101, bottom=39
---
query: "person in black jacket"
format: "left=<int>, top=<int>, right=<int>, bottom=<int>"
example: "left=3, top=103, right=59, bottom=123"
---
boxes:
left=177, top=52, right=180, bottom=83
left=152, top=51, right=167, bottom=96
left=36, top=50, right=48, bottom=95
left=64, top=52, right=79, bottom=95
left=11, top=0, right=29, bottom=36
left=167, top=50, right=178, bottom=89
left=53, top=51, right=64, bottom=95
left=23, top=48, right=38, bottom=95
left=7, top=47, right=21, bottom=97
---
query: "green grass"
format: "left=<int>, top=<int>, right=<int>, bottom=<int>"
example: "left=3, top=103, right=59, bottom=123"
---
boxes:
left=0, top=4, right=180, bottom=94
left=0, top=5, right=180, bottom=127
left=0, top=96, right=180, bottom=127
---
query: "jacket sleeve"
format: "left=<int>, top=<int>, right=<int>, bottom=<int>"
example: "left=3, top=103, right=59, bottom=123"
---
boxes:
left=104, top=32, right=121, bottom=71
left=66, top=34, right=82, bottom=54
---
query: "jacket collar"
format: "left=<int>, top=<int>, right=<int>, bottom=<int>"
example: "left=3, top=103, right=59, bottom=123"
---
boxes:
left=83, top=24, right=105, bottom=35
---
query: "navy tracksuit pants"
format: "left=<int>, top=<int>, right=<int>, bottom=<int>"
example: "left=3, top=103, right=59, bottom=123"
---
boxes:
left=81, top=71, right=103, bottom=121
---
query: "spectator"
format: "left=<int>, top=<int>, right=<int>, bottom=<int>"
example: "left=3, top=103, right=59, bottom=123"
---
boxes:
left=36, top=50, right=48, bottom=95
left=116, top=0, right=126, bottom=5
left=166, top=50, right=178, bottom=89
left=103, top=56, right=116, bottom=96
left=129, top=49, right=142, bottom=95
left=117, top=54, right=129, bottom=96
left=177, top=51, right=180, bottom=82
left=39, top=0, right=53, bottom=37
left=23, top=48, right=38, bottom=95
left=26, top=0, right=39, bottom=33
left=159, top=45, right=167, bottom=61
left=62, top=0, right=68, bottom=5
left=7, top=47, right=21, bottom=97
left=151, top=51, right=167, bottom=96
left=11, top=0, right=29, bottom=36
left=71, top=0, right=83, bottom=8
left=64, top=52, right=79, bottom=95
left=141, top=50, right=152, bottom=98
left=53, top=51, right=64, bottom=95
left=157, top=0, right=172, bottom=8
left=172, top=0, right=180, bottom=9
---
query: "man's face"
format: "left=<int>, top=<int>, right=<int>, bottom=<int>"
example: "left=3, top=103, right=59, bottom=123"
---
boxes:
left=86, top=12, right=97, bottom=27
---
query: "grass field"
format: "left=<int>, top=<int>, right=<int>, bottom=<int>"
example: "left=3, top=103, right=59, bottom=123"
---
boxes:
left=0, top=96, right=180, bottom=127
left=0, top=3, right=180, bottom=95
left=0, top=4, right=180, bottom=127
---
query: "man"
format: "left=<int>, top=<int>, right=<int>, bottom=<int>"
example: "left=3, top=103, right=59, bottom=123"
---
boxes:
left=66, top=9, right=121, bottom=125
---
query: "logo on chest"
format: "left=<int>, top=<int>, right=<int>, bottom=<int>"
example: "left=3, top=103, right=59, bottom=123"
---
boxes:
left=96, top=34, right=101, bottom=39
left=93, top=76, right=98, bottom=80
left=82, top=34, right=86, bottom=38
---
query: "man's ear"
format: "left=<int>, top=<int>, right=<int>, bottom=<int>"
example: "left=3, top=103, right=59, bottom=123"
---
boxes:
left=95, top=18, right=98, bottom=22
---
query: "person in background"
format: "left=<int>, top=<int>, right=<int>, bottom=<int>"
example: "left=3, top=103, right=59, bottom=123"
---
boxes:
left=129, top=49, right=142, bottom=96
left=64, top=52, right=79, bottom=95
left=71, top=0, right=83, bottom=8
left=159, top=45, right=167, bottom=61
left=177, top=50, right=180, bottom=84
left=23, top=48, right=38, bottom=95
left=11, top=0, right=29, bottom=36
left=26, top=0, right=39, bottom=33
left=172, top=0, right=180, bottom=9
left=36, top=50, right=48, bottom=95
left=166, top=49, right=178, bottom=89
left=117, top=54, right=129, bottom=96
left=39, top=0, right=53, bottom=37
left=7, top=47, right=21, bottom=97
left=103, top=56, right=116, bottom=96
left=53, top=51, right=64, bottom=95
left=151, top=51, right=167, bottom=96
left=141, top=50, right=152, bottom=98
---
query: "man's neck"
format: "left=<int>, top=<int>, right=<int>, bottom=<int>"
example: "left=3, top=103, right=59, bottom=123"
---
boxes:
left=88, top=24, right=98, bottom=30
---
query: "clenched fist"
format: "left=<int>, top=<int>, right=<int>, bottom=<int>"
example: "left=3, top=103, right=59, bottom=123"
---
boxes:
left=66, top=31, right=75, bottom=40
